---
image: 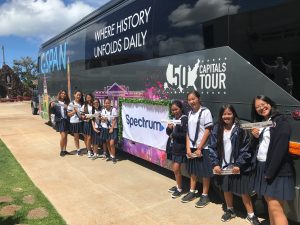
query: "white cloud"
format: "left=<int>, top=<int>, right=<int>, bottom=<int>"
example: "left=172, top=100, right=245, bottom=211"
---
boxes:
left=158, top=35, right=204, bottom=55
left=0, top=0, right=109, bottom=41
left=169, top=0, right=239, bottom=27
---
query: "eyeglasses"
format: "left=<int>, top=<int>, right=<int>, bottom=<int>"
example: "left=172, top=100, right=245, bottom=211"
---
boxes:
left=255, top=103, right=269, bottom=110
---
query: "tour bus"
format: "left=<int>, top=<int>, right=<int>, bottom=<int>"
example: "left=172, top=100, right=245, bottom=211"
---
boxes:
left=36, top=0, right=300, bottom=221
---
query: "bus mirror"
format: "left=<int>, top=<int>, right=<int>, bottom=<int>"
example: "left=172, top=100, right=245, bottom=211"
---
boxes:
left=292, top=109, right=300, bottom=120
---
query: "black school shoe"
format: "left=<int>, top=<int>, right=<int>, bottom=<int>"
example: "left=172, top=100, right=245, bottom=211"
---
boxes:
left=168, top=186, right=177, bottom=193
left=195, top=195, right=210, bottom=208
left=60, top=151, right=65, bottom=157
left=246, top=215, right=261, bottom=225
left=171, top=190, right=182, bottom=199
left=181, top=191, right=197, bottom=203
left=221, top=209, right=236, bottom=222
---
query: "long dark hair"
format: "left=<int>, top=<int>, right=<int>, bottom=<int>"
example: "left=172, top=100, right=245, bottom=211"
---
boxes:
left=84, top=93, right=94, bottom=113
left=92, top=98, right=101, bottom=113
left=57, top=90, right=70, bottom=105
left=73, top=90, right=84, bottom=105
left=251, top=95, right=277, bottom=122
left=216, top=104, right=239, bottom=161
left=187, top=90, right=201, bottom=101
left=171, top=100, right=185, bottom=116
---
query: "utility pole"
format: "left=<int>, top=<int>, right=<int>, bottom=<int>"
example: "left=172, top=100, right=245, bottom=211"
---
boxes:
left=2, top=45, right=5, bottom=66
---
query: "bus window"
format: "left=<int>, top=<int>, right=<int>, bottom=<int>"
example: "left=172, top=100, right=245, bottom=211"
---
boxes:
left=227, top=0, right=300, bottom=100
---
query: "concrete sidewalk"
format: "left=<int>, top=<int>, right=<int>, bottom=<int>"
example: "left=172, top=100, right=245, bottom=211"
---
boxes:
left=0, top=102, right=256, bottom=225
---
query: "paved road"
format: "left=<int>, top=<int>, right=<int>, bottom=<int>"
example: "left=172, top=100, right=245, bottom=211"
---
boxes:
left=0, top=102, right=267, bottom=225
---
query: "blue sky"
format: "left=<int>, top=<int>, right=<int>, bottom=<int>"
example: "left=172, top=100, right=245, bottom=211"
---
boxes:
left=0, top=0, right=110, bottom=67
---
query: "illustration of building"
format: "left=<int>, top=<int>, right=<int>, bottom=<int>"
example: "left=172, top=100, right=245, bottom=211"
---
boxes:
left=94, top=82, right=144, bottom=107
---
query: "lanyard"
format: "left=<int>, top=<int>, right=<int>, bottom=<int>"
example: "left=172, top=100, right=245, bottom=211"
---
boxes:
left=188, top=108, right=206, bottom=148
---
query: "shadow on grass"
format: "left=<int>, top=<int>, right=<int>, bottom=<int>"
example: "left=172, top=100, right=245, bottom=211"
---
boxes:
left=0, top=216, right=21, bottom=225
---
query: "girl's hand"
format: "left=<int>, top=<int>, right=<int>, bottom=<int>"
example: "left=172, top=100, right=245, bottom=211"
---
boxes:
left=187, top=149, right=192, bottom=158
left=109, top=128, right=113, bottom=134
left=213, top=166, right=222, bottom=175
left=251, top=128, right=260, bottom=138
left=50, top=102, right=55, bottom=108
left=232, top=166, right=240, bottom=174
left=195, top=147, right=202, bottom=157
left=94, top=128, right=100, bottom=133
left=167, top=123, right=174, bottom=129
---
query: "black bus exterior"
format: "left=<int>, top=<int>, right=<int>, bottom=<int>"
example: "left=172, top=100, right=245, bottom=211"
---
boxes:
left=36, top=0, right=300, bottom=221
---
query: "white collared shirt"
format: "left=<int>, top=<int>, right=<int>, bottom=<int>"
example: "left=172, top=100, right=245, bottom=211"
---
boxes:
left=257, top=127, right=270, bottom=162
left=58, top=101, right=67, bottom=119
left=222, top=124, right=235, bottom=167
left=101, top=107, right=118, bottom=128
left=67, top=101, right=82, bottom=123
left=188, top=107, right=213, bottom=149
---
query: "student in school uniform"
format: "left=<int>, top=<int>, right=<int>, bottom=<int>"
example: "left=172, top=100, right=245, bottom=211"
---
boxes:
left=91, top=99, right=102, bottom=160
left=101, top=97, right=118, bottom=164
left=209, top=104, right=260, bottom=225
left=251, top=95, right=295, bottom=225
left=166, top=100, right=188, bottom=199
left=67, top=90, right=84, bottom=156
left=81, top=93, right=94, bottom=158
left=181, top=91, right=213, bottom=208
left=50, top=90, right=70, bottom=157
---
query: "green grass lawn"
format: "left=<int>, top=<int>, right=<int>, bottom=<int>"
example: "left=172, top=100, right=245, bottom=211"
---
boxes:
left=0, top=139, right=66, bottom=225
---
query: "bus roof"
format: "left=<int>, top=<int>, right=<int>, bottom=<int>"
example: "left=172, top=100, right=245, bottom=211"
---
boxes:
left=40, top=0, right=125, bottom=49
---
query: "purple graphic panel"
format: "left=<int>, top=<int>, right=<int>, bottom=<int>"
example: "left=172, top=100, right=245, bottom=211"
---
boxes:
left=122, top=138, right=167, bottom=167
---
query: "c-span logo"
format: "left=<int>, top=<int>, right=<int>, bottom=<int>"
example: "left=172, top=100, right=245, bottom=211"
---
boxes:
left=125, top=114, right=164, bottom=131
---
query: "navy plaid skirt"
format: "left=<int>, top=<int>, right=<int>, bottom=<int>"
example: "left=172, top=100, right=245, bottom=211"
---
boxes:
left=172, top=154, right=186, bottom=164
left=69, top=122, right=83, bottom=134
left=82, top=121, right=92, bottom=136
left=92, top=129, right=102, bottom=145
left=108, top=128, right=118, bottom=141
left=214, top=172, right=253, bottom=195
left=55, top=118, right=69, bottom=132
left=101, top=128, right=109, bottom=141
left=186, top=148, right=213, bottom=178
left=252, top=161, right=295, bottom=200
left=102, top=128, right=118, bottom=141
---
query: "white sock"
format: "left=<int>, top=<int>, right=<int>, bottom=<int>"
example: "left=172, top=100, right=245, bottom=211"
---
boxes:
left=77, top=149, right=80, bottom=152
left=202, top=193, right=208, bottom=196
left=248, top=212, right=254, bottom=218
left=111, top=155, right=115, bottom=158
left=227, top=207, right=234, bottom=211
left=177, top=188, right=182, bottom=192
left=190, top=189, right=195, bottom=193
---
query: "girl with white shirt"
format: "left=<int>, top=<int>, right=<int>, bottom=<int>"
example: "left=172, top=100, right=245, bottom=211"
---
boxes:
left=101, top=97, right=118, bottom=163
left=67, top=90, right=84, bottom=156
left=50, top=90, right=70, bottom=157
left=81, top=93, right=94, bottom=158
left=209, top=105, right=260, bottom=224
left=251, top=95, right=295, bottom=225
left=181, top=91, right=213, bottom=208
left=91, top=99, right=102, bottom=160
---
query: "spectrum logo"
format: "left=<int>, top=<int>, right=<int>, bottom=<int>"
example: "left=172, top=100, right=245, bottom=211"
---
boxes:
left=125, top=114, right=164, bottom=131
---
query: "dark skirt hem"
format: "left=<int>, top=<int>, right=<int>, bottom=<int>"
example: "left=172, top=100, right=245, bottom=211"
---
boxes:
left=186, top=149, right=213, bottom=178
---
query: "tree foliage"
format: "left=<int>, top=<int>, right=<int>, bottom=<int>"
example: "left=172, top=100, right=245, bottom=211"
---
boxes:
left=12, top=57, right=37, bottom=92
